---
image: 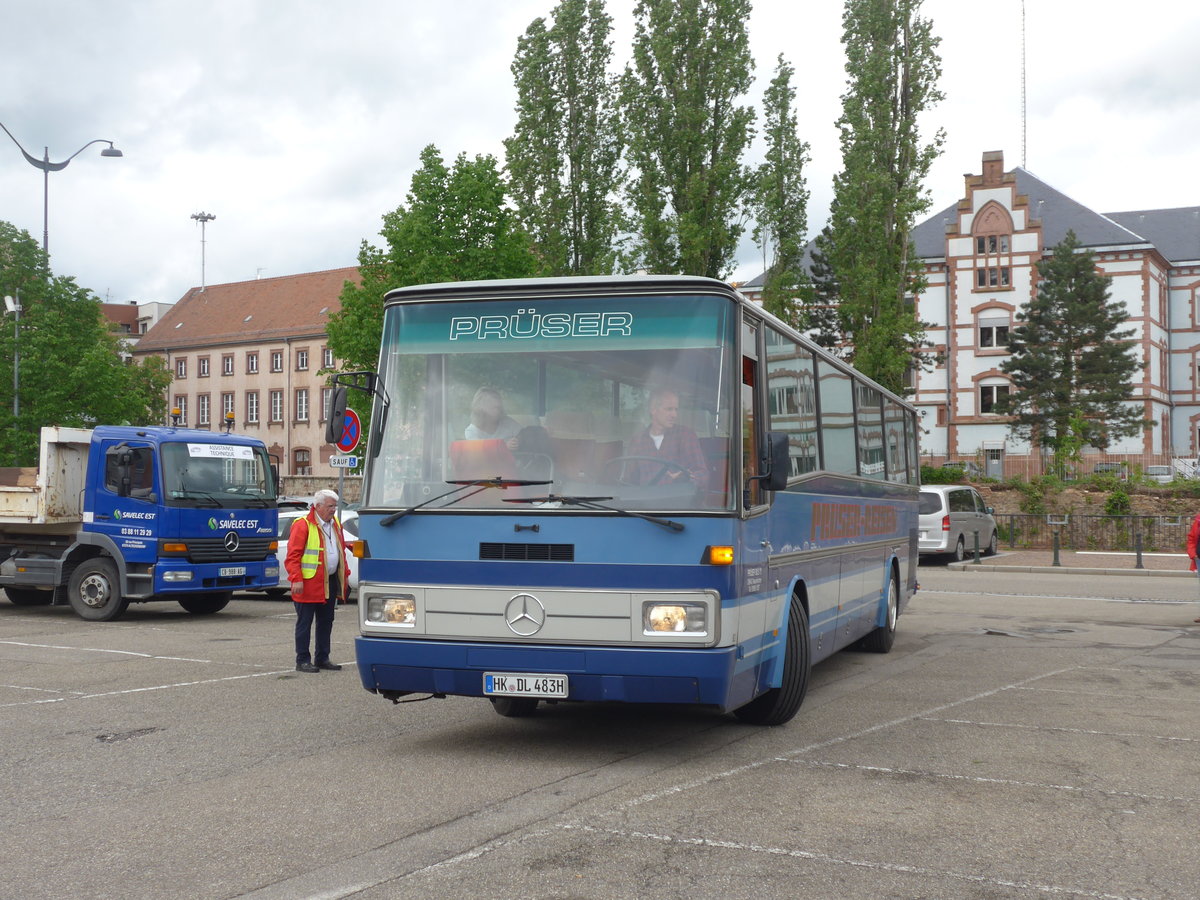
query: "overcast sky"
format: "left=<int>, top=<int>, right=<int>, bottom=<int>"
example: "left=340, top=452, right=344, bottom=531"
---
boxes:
left=2, top=0, right=1197, bottom=306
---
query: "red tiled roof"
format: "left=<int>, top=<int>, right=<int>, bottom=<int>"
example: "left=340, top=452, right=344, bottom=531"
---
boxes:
left=136, top=267, right=361, bottom=353
left=101, top=302, right=140, bottom=331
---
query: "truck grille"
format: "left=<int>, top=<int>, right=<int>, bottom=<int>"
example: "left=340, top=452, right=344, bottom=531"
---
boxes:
left=185, top=536, right=275, bottom=563
left=479, top=542, right=574, bottom=562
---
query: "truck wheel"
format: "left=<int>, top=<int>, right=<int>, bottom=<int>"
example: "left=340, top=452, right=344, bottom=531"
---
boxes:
left=5, top=587, right=52, bottom=606
left=178, top=593, right=232, bottom=615
left=734, top=596, right=811, bottom=726
left=489, top=697, right=539, bottom=717
left=67, top=559, right=128, bottom=622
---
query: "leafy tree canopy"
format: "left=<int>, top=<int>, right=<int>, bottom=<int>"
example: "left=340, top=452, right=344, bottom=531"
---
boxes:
left=328, top=145, right=539, bottom=371
left=0, top=221, right=171, bottom=465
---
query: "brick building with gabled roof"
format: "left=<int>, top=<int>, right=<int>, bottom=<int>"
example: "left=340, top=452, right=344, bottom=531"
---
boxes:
left=135, top=266, right=361, bottom=477
left=744, top=150, right=1200, bottom=476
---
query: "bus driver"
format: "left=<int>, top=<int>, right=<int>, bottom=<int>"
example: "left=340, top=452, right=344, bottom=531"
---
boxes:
left=623, top=388, right=708, bottom=487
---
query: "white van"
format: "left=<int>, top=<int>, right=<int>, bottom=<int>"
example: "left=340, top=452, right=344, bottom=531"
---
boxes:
left=918, top=485, right=998, bottom=560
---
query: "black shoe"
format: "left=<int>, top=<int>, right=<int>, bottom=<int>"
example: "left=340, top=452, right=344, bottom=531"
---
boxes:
left=315, top=661, right=342, bottom=671
left=296, top=662, right=320, bottom=673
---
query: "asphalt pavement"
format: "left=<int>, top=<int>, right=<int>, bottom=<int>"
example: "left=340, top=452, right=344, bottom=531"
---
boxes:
left=945, top=547, right=1197, bottom=577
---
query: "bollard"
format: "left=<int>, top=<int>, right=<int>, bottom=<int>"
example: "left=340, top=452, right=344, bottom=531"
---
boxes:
left=972, top=530, right=981, bottom=564
left=1134, top=531, right=1144, bottom=569
left=1052, top=529, right=1061, bottom=567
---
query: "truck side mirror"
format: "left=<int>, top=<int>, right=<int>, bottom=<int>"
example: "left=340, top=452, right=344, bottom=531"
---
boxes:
left=325, top=386, right=348, bottom=445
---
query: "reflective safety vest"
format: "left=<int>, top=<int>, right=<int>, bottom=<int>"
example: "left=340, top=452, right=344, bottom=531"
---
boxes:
left=299, top=517, right=339, bottom=580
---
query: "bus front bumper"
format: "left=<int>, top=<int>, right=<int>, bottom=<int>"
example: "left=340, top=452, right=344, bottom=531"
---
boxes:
left=355, top=635, right=744, bottom=709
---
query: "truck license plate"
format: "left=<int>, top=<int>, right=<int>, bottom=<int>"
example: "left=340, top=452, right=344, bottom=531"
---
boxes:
left=219, top=566, right=247, bottom=577
left=483, top=672, right=568, bottom=698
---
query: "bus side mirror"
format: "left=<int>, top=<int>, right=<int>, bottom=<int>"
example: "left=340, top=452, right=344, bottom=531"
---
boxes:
left=763, top=432, right=790, bottom=492
left=325, top=386, right=348, bottom=445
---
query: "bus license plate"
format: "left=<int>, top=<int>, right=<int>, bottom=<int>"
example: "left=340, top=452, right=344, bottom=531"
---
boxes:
left=219, top=566, right=247, bottom=577
left=483, top=672, right=568, bottom=698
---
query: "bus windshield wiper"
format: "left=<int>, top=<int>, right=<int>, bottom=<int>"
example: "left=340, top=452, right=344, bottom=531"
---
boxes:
left=381, top=476, right=552, bottom=526
left=505, top=494, right=684, bottom=532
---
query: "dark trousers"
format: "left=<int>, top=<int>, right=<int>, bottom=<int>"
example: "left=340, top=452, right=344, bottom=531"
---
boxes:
left=294, top=572, right=340, bottom=665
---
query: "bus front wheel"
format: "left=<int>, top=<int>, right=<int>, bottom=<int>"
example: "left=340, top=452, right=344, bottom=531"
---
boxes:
left=733, top=596, right=810, bottom=726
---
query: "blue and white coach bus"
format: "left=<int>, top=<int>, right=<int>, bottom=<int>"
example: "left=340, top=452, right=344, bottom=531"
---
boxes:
left=334, top=275, right=919, bottom=725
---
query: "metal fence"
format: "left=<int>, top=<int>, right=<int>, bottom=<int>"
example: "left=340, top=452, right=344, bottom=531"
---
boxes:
left=994, top=513, right=1191, bottom=553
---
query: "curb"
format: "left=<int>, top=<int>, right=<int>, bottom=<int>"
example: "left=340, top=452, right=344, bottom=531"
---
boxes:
left=946, top=562, right=1193, bottom=577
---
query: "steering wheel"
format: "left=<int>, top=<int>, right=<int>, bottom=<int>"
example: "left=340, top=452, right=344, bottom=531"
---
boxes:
left=601, top=455, right=691, bottom=486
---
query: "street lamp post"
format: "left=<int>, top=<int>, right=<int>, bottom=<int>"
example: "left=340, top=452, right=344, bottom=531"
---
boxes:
left=3, top=293, right=19, bottom=419
left=0, top=120, right=123, bottom=253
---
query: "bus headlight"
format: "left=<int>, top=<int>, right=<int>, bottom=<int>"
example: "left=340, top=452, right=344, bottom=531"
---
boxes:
left=643, top=601, right=707, bottom=635
left=367, top=594, right=416, bottom=626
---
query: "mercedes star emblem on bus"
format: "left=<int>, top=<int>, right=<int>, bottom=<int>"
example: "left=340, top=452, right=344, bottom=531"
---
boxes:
left=504, top=593, right=545, bottom=636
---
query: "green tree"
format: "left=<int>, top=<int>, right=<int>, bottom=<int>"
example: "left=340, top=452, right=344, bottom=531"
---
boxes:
left=328, top=145, right=539, bottom=371
left=622, top=0, right=755, bottom=278
left=996, top=231, right=1144, bottom=454
left=825, top=0, right=945, bottom=393
left=0, top=221, right=171, bottom=465
left=794, top=226, right=844, bottom=351
left=752, top=54, right=811, bottom=324
left=505, top=0, right=623, bottom=275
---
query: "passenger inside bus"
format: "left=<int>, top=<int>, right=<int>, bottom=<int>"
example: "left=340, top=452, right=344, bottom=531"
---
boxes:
left=464, top=386, right=520, bottom=445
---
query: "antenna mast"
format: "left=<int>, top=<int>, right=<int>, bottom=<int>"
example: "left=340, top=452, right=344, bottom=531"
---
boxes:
left=1021, top=0, right=1027, bottom=168
left=190, top=211, right=216, bottom=292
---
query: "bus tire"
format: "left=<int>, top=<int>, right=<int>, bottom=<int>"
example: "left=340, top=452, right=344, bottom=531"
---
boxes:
left=5, top=587, right=52, bottom=606
left=489, top=697, right=539, bottom=718
left=179, top=593, right=232, bottom=615
left=734, top=596, right=810, bottom=726
left=67, top=559, right=129, bottom=622
left=861, top=570, right=898, bottom=654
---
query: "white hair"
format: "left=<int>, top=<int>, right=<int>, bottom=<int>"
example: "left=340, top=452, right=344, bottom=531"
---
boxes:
left=313, top=489, right=339, bottom=505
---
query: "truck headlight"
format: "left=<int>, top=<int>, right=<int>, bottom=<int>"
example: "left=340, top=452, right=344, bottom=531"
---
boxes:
left=367, top=594, right=416, bottom=626
left=163, top=570, right=194, bottom=583
left=264, top=565, right=279, bottom=580
left=643, top=601, right=707, bottom=635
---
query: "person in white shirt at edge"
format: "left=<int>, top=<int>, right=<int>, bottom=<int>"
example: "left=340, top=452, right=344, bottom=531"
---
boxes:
left=284, top=489, right=351, bottom=672
left=464, top=386, right=520, bottom=445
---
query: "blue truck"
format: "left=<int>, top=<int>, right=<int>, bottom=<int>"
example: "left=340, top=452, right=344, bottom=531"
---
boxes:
left=0, top=425, right=281, bottom=621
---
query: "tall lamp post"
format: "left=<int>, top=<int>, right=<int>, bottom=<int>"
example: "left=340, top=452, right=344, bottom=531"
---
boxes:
left=3, top=293, right=19, bottom=419
left=0, top=119, right=123, bottom=254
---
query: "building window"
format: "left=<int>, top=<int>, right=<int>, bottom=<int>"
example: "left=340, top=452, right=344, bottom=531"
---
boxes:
left=980, top=384, right=1010, bottom=414
left=976, top=234, right=1010, bottom=254
left=296, top=349, right=309, bottom=372
left=295, top=388, right=309, bottom=422
left=975, top=267, right=1011, bottom=288
left=247, top=352, right=258, bottom=374
left=173, top=395, right=188, bottom=425
left=269, top=390, right=284, bottom=423
left=197, top=394, right=210, bottom=426
left=246, top=391, right=260, bottom=424
left=222, top=354, right=234, bottom=376
left=175, top=358, right=187, bottom=379
left=322, top=347, right=335, bottom=369
left=321, top=387, right=333, bottom=422
left=270, top=351, right=284, bottom=373
left=221, top=392, right=235, bottom=423
left=198, top=357, right=210, bottom=378
left=978, top=313, right=1011, bottom=350
left=293, top=448, right=312, bottom=475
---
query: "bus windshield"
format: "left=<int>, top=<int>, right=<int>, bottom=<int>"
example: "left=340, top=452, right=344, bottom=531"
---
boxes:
left=366, top=293, right=735, bottom=512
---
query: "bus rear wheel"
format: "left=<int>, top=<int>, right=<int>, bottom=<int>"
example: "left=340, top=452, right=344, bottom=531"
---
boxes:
left=734, top=596, right=810, bottom=726
left=489, top=697, right=539, bottom=718
left=860, top=571, right=898, bottom=653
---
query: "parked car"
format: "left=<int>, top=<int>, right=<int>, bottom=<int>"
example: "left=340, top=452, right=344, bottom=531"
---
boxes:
left=1144, top=465, right=1173, bottom=484
left=1092, top=462, right=1128, bottom=481
left=263, top=501, right=359, bottom=599
left=918, top=485, right=998, bottom=560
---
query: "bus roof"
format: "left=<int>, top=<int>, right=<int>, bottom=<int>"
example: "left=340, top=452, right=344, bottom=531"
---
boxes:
left=382, top=274, right=738, bottom=305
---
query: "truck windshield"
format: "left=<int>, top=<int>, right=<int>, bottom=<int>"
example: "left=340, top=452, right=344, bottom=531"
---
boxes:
left=160, top=442, right=277, bottom=507
left=364, top=293, right=735, bottom=513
